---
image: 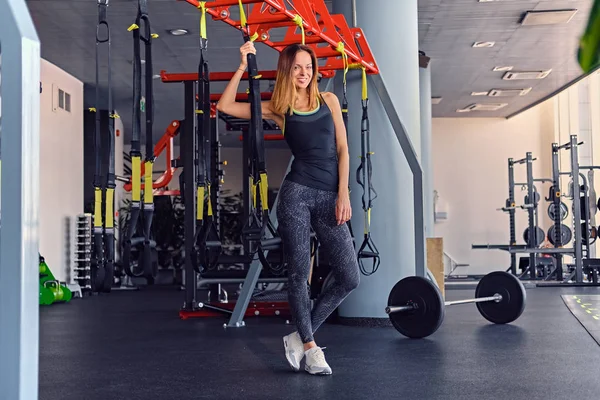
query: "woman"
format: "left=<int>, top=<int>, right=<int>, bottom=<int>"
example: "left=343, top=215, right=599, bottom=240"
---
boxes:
left=217, top=42, right=360, bottom=376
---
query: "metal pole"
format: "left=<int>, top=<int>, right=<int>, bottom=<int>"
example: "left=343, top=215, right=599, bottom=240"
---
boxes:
left=182, top=81, right=197, bottom=310
left=385, top=294, right=503, bottom=314
left=551, top=143, right=564, bottom=280
left=508, top=158, right=517, bottom=274
left=526, top=152, right=537, bottom=280
left=570, top=136, right=584, bottom=283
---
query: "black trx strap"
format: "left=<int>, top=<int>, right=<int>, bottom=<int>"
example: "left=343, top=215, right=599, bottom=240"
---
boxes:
left=91, top=0, right=116, bottom=293
left=238, top=2, right=270, bottom=243
left=191, top=3, right=221, bottom=273
left=355, top=67, right=380, bottom=276
left=337, top=42, right=355, bottom=245
left=123, top=0, right=157, bottom=280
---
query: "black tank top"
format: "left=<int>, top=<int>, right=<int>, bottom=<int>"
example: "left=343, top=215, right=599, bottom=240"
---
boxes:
left=282, top=96, right=339, bottom=192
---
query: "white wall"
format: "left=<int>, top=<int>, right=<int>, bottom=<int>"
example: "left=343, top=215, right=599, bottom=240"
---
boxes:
left=432, top=99, right=556, bottom=275
left=39, top=59, right=83, bottom=282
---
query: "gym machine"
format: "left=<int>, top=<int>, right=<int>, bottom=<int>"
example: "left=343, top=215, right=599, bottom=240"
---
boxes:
left=472, top=152, right=552, bottom=279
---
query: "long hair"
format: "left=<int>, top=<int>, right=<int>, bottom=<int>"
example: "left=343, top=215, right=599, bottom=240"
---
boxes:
left=270, top=44, right=320, bottom=116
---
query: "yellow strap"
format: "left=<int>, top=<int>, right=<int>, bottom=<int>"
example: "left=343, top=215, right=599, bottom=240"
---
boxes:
left=105, top=188, right=115, bottom=228
left=151, top=33, right=159, bottom=39
left=89, top=107, right=97, bottom=112
left=207, top=184, right=214, bottom=217
left=335, top=42, right=349, bottom=87
left=197, top=187, right=205, bottom=221
left=238, top=0, right=247, bottom=28
left=292, top=14, right=305, bottom=45
left=363, top=208, right=371, bottom=234
left=144, top=161, right=153, bottom=204
left=94, top=188, right=103, bottom=228
left=250, top=32, right=259, bottom=42
left=132, top=156, right=141, bottom=202
left=198, top=2, right=207, bottom=40
left=259, top=173, right=269, bottom=211
left=110, top=112, right=120, bottom=119
left=361, top=67, right=368, bottom=100
left=250, top=177, right=257, bottom=209
left=196, top=110, right=204, bottom=114
left=128, top=23, right=139, bottom=31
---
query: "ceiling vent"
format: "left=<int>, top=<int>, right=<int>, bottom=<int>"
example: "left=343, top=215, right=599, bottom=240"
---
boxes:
left=503, top=70, right=552, bottom=80
left=471, top=91, right=489, bottom=96
left=521, top=9, right=578, bottom=26
left=488, top=88, right=532, bottom=97
left=456, top=103, right=508, bottom=113
left=493, top=66, right=513, bottom=72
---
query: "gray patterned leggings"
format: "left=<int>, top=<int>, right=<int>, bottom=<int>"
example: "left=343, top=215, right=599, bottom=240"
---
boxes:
left=277, top=179, right=360, bottom=344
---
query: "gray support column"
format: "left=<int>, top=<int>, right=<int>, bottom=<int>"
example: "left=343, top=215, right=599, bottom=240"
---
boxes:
left=0, top=1, right=41, bottom=399
left=333, top=0, right=422, bottom=319
left=419, top=58, right=434, bottom=237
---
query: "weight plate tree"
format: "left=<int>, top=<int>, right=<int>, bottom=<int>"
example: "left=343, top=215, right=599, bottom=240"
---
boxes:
left=385, top=271, right=526, bottom=338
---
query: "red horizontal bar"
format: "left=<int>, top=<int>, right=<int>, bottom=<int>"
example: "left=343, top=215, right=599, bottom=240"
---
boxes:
left=210, top=92, right=273, bottom=101
left=239, top=134, right=284, bottom=141
left=161, top=69, right=279, bottom=83
left=155, top=189, right=181, bottom=197
left=162, top=69, right=334, bottom=83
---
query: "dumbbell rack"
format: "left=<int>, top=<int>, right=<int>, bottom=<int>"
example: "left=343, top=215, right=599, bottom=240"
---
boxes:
left=73, top=214, right=93, bottom=293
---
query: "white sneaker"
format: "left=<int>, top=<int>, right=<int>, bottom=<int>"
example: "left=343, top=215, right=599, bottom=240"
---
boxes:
left=304, top=346, right=332, bottom=375
left=283, top=332, right=304, bottom=372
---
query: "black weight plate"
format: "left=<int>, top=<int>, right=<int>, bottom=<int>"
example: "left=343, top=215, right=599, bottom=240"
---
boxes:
left=547, top=202, right=568, bottom=221
left=475, top=271, right=526, bottom=324
left=523, top=226, right=545, bottom=247
left=387, top=276, right=445, bottom=339
left=547, top=224, right=572, bottom=246
left=524, top=192, right=540, bottom=206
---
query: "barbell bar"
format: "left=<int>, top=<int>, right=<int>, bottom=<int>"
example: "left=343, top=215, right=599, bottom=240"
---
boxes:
left=385, top=271, right=526, bottom=339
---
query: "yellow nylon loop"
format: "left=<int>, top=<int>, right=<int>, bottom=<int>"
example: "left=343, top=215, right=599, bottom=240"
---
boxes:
left=197, top=187, right=205, bottom=221
left=259, top=172, right=269, bottom=211
left=132, top=156, right=141, bottom=202
left=238, top=0, right=247, bottom=28
left=196, top=110, right=204, bottom=114
left=198, top=2, right=207, bottom=40
left=250, top=32, right=259, bottom=42
left=105, top=188, right=115, bottom=228
left=254, top=74, right=262, bottom=79
left=361, top=67, right=368, bottom=101
left=94, top=188, right=103, bottom=228
left=151, top=33, right=159, bottom=39
left=292, top=14, right=305, bottom=45
left=89, top=107, right=97, bottom=112
left=335, top=42, right=349, bottom=86
left=207, top=184, right=214, bottom=217
left=128, top=23, right=139, bottom=31
left=144, top=161, right=153, bottom=204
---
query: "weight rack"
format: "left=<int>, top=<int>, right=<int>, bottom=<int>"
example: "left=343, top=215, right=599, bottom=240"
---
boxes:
left=74, top=214, right=93, bottom=293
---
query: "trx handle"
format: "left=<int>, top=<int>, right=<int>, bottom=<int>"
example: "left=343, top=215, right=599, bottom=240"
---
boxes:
left=355, top=67, right=380, bottom=276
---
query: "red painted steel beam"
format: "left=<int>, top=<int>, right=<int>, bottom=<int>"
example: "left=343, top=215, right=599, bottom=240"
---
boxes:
left=210, top=92, right=273, bottom=101
left=238, top=134, right=284, bottom=141
left=178, top=0, right=379, bottom=75
left=161, top=69, right=334, bottom=83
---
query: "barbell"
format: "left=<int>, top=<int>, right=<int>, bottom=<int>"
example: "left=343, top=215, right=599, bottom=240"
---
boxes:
left=385, top=271, right=526, bottom=339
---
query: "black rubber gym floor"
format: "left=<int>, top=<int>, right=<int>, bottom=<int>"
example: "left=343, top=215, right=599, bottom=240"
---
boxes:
left=39, top=284, right=600, bottom=400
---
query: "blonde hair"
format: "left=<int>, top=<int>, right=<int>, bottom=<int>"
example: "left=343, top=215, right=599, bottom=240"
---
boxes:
left=270, top=44, right=320, bottom=116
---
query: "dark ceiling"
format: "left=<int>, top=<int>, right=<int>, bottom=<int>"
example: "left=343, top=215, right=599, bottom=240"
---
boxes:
left=24, top=0, right=594, bottom=144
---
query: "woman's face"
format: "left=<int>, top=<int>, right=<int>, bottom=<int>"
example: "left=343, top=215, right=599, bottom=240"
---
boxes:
left=292, top=50, right=313, bottom=90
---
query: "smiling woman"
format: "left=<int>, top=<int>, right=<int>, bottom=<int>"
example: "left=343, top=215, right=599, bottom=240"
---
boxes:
left=217, top=41, right=359, bottom=376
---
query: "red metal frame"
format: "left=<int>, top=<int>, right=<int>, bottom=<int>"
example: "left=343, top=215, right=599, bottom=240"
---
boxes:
left=177, top=0, right=379, bottom=75
left=179, top=301, right=291, bottom=319
left=123, top=120, right=180, bottom=192
left=238, top=133, right=283, bottom=141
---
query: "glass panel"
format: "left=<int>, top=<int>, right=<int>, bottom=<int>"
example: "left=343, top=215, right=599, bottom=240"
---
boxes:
left=65, top=92, right=71, bottom=112
left=58, top=88, right=64, bottom=109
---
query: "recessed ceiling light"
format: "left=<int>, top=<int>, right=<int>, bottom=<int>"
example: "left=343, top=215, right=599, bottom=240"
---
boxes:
left=521, top=9, right=578, bottom=26
left=152, top=74, right=161, bottom=80
left=493, top=66, right=513, bottom=72
left=471, top=91, right=489, bottom=96
left=457, top=103, right=508, bottom=112
left=473, top=41, right=495, bottom=48
left=431, top=97, right=443, bottom=104
left=503, top=70, right=552, bottom=80
left=168, top=29, right=189, bottom=36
